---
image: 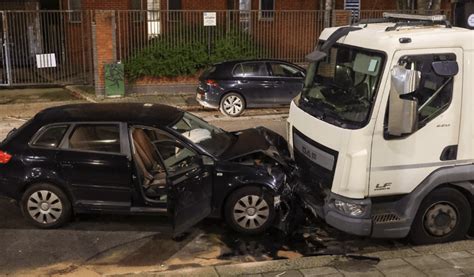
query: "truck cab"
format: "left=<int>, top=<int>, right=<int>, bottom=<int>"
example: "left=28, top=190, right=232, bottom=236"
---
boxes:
left=287, top=13, right=474, bottom=244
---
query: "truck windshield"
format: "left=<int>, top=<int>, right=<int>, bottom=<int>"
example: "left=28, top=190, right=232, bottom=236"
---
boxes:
left=297, top=44, right=385, bottom=129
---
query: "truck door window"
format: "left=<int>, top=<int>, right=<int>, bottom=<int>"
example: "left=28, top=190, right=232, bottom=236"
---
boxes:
left=385, top=53, right=455, bottom=136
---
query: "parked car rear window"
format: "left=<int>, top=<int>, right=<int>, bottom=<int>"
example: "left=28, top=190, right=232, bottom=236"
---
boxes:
left=31, top=125, right=68, bottom=148
left=201, top=66, right=217, bottom=79
left=233, top=62, right=269, bottom=77
left=68, top=125, right=121, bottom=154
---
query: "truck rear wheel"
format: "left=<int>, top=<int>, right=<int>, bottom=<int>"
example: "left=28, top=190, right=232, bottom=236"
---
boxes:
left=409, top=187, right=471, bottom=245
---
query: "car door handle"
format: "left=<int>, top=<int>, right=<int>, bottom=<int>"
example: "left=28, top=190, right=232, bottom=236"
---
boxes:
left=274, top=80, right=284, bottom=84
left=240, top=80, right=248, bottom=84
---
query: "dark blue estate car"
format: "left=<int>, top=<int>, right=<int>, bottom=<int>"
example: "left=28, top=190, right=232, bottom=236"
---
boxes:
left=0, top=103, right=294, bottom=235
left=196, top=59, right=305, bottom=116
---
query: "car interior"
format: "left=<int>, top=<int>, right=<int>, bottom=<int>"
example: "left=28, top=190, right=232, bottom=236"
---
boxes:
left=69, top=125, right=121, bottom=153
left=130, top=127, right=199, bottom=202
left=131, top=128, right=168, bottom=202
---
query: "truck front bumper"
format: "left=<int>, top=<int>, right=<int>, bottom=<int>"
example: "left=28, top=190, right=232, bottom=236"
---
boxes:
left=298, top=189, right=411, bottom=238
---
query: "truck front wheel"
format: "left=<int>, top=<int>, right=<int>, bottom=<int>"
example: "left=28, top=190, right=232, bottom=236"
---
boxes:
left=410, top=187, right=471, bottom=245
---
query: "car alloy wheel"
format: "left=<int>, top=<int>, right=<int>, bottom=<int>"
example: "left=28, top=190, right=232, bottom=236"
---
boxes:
left=233, top=195, right=270, bottom=230
left=27, top=190, right=63, bottom=225
left=221, top=94, right=244, bottom=116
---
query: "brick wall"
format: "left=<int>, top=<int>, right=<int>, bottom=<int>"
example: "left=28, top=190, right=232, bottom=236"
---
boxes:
left=92, top=10, right=116, bottom=95
left=60, top=0, right=131, bottom=10
left=0, top=1, right=38, bottom=10
left=160, top=0, right=228, bottom=10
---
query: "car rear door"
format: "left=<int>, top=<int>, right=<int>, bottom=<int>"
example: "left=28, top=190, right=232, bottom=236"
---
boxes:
left=233, top=62, right=274, bottom=106
left=268, top=62, right=305, bottom=104
left=56, top=123, right=133, bottom=211
left=154, top=135, right=213, bottom=235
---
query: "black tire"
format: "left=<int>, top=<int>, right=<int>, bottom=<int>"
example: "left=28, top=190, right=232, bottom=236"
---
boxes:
left=224, top=186, right=275, bottom=235
left=21, top=183, right=72, bottom=229
left=409, top=187, right=471, bottom=245
left=220, top=92, right=246, bottom=117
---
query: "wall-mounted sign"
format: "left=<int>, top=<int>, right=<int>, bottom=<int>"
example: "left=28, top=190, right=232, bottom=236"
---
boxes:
left=203, top=12, right=217, bottom=26
left=468, top=14, right=474, bottom=28
left=36, top=53, right=56, bottom=68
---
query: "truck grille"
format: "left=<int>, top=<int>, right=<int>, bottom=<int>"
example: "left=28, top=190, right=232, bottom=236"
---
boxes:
left=372, top=213, right=401, bottom=224
left=293, top=128, right=338, bottom=192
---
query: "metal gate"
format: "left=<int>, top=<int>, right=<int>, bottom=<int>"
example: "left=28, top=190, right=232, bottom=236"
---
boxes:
left=0, top=10, right=93, bottom=86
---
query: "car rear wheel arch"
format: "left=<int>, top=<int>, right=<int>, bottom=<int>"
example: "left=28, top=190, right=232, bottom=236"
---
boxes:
left=20, top=182, right=73, bottom=229
left=20, top=180, right=74, bottom=209
left=220, top=91, right=246, bottom=107
left=219, top=91, right=247, bottom=117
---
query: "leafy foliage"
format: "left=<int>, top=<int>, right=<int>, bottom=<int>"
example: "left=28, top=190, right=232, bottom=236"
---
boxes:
left=125, top=27, right=261, bottom=81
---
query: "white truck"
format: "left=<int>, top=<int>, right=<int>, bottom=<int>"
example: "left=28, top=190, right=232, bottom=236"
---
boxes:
left=288, top=13, right=474, bottom=244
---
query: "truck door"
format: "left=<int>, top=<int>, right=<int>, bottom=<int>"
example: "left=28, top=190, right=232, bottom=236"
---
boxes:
left=370, top=49, right=463, bottom=197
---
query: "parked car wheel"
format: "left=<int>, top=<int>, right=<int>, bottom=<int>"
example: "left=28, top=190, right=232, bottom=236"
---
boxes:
left=409, top=187, right=471, bottom=245
left=224, top=186, right=275, bottom=234
left=220, top=93, right=245, bottom=117
left=21, top=183, right=72, bottom=229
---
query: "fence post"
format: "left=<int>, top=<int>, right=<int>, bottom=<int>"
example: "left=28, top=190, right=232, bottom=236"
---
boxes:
left=92, top=10, right=117, bottom=97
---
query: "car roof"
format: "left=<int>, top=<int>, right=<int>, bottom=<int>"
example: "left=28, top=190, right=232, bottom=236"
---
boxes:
left=34, top=103, right=184, bottom=127
left=214, top=59, right=302, bottom=66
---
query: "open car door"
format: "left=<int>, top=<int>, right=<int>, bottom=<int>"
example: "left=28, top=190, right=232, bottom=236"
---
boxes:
left=162, top=141, right=213, bottom=235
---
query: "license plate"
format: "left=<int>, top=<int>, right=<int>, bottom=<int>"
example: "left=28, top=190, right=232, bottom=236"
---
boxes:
left=197, top=94, right=202, bottom=100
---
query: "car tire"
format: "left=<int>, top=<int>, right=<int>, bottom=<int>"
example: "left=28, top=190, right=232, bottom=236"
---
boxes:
left=409, top=187, right=471, bottom=245
left=21, top=183, right=72, bottom=229
left=224, top=186, right=275, bottom=235
left=220, top=92, right=245, bottom=117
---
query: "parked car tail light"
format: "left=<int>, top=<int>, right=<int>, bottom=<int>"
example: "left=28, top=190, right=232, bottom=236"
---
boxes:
left=206, top=79, right=219, bottom=88
left=0, top=151, right=12, bottom=164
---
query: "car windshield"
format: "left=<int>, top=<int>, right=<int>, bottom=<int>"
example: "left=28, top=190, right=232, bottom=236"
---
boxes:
left=169, top=112, right=234, bottom=157
left=297, top=44, right=385, bottom=129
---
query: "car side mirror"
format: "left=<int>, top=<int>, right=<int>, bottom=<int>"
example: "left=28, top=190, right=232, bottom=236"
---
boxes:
left=201, top=155, right=214, bottom=166
left=387, top=65, right=421, bottom=137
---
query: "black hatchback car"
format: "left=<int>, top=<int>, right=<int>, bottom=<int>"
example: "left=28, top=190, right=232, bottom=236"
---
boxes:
left=196, top=59, right=305, bottom=117
left=0, top=103, right=294, bottom=235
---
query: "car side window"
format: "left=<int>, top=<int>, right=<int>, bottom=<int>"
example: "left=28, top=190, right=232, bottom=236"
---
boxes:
left=31, top=125, right=68, bottom=148
left=68, top=124, right=121, bottom=154
left=152, top=130, right=200, bottom=174
left=236, top=62, right=269, bottom=77
left=270, top=63, right=302, bottom=78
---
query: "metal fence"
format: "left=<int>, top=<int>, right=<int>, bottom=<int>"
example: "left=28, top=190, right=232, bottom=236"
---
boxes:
left=114, top=9, right=452, bottom=66
left=115, top=10, right=327, bottom=65
left=0, top=9, right=453, bottom=87
left=0, top=10, right=93, bottom=86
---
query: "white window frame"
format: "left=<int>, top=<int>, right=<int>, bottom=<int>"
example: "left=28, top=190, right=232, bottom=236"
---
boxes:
left=147, top=0, right=161, bottom=37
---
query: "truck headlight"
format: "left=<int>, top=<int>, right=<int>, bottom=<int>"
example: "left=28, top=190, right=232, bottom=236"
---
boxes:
left=334, top=199, right=367, bottom=217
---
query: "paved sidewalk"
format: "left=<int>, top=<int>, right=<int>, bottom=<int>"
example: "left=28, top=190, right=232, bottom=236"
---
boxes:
left=140, top=240, right=474, bottom=277
left=66, top=85, right=202, bottom=110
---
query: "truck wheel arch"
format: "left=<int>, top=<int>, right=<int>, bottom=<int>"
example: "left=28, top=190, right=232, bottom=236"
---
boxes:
left=400, top=164, right=474, bottom=228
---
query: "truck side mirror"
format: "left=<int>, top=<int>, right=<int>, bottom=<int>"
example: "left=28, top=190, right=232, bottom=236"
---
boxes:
left=387, top=65, right=421, bottom=137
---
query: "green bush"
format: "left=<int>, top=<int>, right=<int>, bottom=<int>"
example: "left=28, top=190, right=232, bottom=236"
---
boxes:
left=125, top=28, right=262, bottom=81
